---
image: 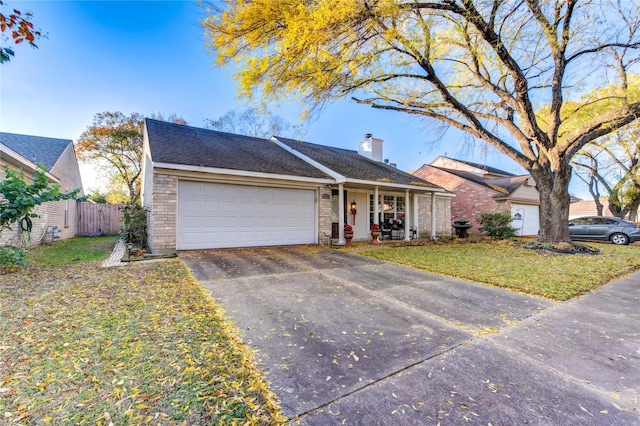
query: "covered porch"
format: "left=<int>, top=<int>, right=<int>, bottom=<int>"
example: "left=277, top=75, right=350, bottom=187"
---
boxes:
left=324, top=182, right=450, bottom=245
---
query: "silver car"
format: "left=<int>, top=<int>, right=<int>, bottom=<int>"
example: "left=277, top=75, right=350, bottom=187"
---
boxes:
left=568, top=216, right=640, bottom=245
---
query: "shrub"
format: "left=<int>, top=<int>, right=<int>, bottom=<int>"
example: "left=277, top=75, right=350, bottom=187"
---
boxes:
left=120, top=204, right=149, bottom=249
left=478, top=211, right=518, bottom=239
left=0, top=245, right=27, bottom=267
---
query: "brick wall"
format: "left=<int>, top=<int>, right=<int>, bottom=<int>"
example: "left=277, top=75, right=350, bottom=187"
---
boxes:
left=147, top=173, right=178, bottom=254
left=416, top=194, right=452, bottom=238
left=414, top=166, right=507, bottom=233
left=318, top=186, right=332, bottom=241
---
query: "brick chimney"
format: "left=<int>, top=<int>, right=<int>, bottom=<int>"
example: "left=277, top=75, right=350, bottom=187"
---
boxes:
left=358, top=133, right=383, bottom=162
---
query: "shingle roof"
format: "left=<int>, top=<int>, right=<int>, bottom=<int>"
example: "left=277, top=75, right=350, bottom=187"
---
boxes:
left=145, top=119, right=331, bottom=179
left=275, top=137, right=438, bottom=188
left=441, top=157, right=515, bottom=176
left=434, top=166, right=529, bottom=196
left=0, top=132, right=71, bottom=171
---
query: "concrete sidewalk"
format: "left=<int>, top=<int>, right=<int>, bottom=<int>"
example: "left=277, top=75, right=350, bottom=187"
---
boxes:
left=181, top=248, right=640, bottom=425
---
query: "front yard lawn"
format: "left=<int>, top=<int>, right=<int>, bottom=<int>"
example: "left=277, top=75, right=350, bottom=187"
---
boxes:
left=1, top=240, right=286, bottom=424
left=361, top=241, right=640, bottom=300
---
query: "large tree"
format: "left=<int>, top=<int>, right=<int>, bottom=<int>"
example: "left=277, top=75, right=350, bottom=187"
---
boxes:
left=76, top=112, right=145, bottom=204
left=204, top=0, right=640, bottom=243
left=573, top=125, right=640, bottom=220
left=76, top=112, right=186, bottom=204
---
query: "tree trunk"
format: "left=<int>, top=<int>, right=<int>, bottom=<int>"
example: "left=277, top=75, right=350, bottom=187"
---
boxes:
left=586, top=177, right=604, bottom=216
left=531, top=163, right=573, bottom=243
left=627, top=196, right=640, bottom=222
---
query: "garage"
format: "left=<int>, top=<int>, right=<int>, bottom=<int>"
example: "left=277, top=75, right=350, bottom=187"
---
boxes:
left=177, top=181, right=317, bottom=250
left=511, top=203, right=540, bottom=236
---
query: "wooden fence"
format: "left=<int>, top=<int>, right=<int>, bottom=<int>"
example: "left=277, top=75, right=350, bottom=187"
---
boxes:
left=76, top=203, right=124, bottom=236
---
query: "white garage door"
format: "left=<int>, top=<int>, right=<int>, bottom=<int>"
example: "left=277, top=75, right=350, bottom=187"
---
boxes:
left=511, top=204, right=540, bottom=236
left=177, top=181, right=317, bottom=249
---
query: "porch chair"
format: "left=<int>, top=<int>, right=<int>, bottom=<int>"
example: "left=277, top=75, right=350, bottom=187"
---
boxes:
left=323, top=230, right=338, bottom=247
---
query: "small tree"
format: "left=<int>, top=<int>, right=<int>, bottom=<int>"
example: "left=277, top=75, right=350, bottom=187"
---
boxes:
left=478, top=211, right=518, bottom=240
left=1, top=165, right=82, bottom=233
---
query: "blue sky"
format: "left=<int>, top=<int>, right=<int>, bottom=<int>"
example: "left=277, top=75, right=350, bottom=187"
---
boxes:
left=1, top=0, right=589, bottom=196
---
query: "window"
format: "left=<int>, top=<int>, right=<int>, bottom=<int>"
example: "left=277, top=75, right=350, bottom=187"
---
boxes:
left=592, top=218, right=617, bottom=225
left=369, top=194, right=405, bottom=226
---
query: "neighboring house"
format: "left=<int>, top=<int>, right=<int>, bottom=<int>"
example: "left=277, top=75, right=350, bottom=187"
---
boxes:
left=569, top=199, right=639, bottom=222
left=142, top=120, right=452, bottom=253
left=0, top=132, right=84, bottom=246
left=413, top=156, right=540, bottom=236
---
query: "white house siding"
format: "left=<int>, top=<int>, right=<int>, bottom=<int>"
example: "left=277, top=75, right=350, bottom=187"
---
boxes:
left=511, top=203, right=540, bottom=236
left=509, top=182, right=539, bottom=202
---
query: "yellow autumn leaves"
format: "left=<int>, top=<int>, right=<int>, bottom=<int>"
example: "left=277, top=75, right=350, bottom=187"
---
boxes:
left=1, top=260, right=287, bottom=424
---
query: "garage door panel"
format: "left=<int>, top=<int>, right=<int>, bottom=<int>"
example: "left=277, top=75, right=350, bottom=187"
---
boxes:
left=178, top=181, right=316, bottom=249
left=511, top=204, right=540, bottom=236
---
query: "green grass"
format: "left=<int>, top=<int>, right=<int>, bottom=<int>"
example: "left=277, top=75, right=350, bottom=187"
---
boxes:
left=1, top=239, right=286, bottom=424
left=360, top=240, right=640, bottom=300
left=26, top=236, right=118, bottom=266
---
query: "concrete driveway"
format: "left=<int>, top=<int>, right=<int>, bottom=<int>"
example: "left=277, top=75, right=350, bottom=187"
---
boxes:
left=181, top=247, right=640, bottom=425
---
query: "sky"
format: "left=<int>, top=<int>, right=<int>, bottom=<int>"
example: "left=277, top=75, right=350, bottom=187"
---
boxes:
left=1, top=0, right=590, bottom=197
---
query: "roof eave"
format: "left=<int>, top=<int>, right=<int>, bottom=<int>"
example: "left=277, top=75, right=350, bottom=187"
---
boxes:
left=0, top=143, right=60, bottom=183
left=152, top=161, right=335, bottom=185
left=345, top=178, right=446, bottom=192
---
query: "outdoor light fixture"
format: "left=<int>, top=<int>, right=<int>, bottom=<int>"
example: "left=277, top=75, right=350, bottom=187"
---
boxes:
left=513, top=212, right=522, bottom=220
left=350, top=200, right=357, bottom=213
left=127, top=242, right=134, bottom=261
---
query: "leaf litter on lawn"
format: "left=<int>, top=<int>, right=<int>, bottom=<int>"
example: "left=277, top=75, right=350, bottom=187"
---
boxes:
left=0, top=260, right=287, bottom=424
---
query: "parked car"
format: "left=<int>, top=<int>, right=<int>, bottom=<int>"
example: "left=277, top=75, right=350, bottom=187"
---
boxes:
left=568, top=216, right=640, bottom=245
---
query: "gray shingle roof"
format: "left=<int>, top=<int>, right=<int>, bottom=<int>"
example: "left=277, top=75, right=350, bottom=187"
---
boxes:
left=145, top=119, right=331, bottom=179
left=434, top=166, right=530, bottom=196
left=442, top=157, right=515, bottom=176
left=0, top=132, right=71, bottom=171
left=275, top=137, right=438, bottom=188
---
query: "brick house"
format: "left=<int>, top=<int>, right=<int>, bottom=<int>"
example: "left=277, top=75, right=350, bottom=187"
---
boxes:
left=142, top=119, right=452, bottom=253
left=1, top=132, right=84, bottom=246
left=413, top=156, right=540, bottom=236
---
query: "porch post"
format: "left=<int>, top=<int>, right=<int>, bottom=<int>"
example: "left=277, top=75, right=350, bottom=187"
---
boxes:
left=338, top=183, right=346, bottom=245
left=431, top=193, right=437, bottom=238
left=373, top=186, right=379, bottom=226
left=404, top=189, right=411, bottom=241
left=413, top=193, right=419, bottom=239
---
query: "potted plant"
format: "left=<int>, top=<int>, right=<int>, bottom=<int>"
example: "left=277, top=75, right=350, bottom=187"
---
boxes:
left=344, top=224, right=354, bottom=246
left=370, top=223, right=381, bottom=244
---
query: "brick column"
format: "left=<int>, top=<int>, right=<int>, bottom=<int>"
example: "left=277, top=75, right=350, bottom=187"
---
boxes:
left=148, top=173, right=178, bottom=254
left=318, top=186, right=333, bottom=243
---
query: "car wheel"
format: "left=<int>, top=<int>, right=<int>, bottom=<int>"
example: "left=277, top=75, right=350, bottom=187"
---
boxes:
left=610, top=233, right=629, bottom=245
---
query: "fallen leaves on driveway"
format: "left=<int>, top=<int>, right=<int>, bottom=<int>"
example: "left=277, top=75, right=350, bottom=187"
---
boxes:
left=0, top=260, right=286, bottom=424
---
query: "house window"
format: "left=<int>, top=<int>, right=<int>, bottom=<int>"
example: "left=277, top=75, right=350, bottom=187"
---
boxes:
left=331, top=190, right=340, bottom=223
left=383, top=196, right=395, bottom=224
left=369, top=194, right=406, bottom=226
